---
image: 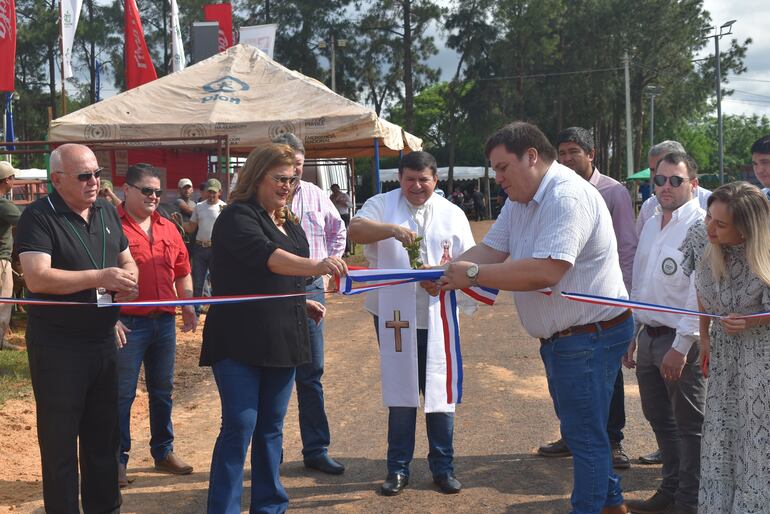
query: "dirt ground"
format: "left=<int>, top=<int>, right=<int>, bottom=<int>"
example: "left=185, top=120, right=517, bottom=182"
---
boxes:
left=0, top=221, right=664, bottom=513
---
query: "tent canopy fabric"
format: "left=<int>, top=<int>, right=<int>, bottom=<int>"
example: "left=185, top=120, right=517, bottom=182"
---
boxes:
left=627, top=168, right=650, bottom=181
left=379, top=166, right=489, bottom=183
left=48, top=44, right=421, bottom=158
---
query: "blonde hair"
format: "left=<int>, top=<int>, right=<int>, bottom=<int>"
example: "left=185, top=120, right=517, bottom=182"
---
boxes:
left=704, top=181, right=770, bottom=285
left=229, top=144, right=299, bottom=225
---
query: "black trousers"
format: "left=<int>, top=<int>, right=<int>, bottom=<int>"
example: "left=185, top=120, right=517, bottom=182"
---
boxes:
left=27, top=336, right=121, bottom=514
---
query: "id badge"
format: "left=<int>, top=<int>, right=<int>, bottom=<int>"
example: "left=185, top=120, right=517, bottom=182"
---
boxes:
left=96, top=287, right=113, bottom=307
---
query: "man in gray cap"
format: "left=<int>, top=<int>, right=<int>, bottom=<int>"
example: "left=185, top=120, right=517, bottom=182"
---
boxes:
left=0, top=162, right=21, bottom=350
left=183, top=178, right=226, bottom=312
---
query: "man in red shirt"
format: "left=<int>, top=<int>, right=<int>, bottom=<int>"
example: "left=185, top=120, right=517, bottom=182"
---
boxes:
left=116, top=164, right=197, bottom=487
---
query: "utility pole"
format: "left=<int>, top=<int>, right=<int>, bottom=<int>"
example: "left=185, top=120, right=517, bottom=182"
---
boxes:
left=645, top=85, right=662, bottom=148
left=705, top=19, right=736, bottom=185
left=623, top=51, right=633, bottom=178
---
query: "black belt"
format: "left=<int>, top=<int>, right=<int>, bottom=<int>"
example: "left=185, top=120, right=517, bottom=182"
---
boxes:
left=540, top=309, right=633, bottom=344
left=645, top=325, right=676, bottom=337
left=305, top=275, right=320, bottom=286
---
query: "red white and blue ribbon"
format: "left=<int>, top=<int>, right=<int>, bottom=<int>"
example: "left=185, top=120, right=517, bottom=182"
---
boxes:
left=0, top=292, right=309, bottom=307
left=440, top=290, right=463, bottom=403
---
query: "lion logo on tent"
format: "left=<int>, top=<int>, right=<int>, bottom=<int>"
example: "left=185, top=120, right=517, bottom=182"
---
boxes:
left=203, top=76, right=250, bottom=94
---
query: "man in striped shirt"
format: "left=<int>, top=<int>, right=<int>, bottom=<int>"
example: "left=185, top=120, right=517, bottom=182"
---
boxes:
left=273, top=133, right=347, bottom=475
left=437, top=122, right=633, bottom=514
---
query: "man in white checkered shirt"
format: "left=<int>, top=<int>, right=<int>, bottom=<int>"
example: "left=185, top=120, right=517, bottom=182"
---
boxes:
left=435, top=122, right=634, bottom=514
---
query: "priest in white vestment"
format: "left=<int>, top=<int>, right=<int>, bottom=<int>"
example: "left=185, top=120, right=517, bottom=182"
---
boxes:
left=349, top=151, right=475, bottom=496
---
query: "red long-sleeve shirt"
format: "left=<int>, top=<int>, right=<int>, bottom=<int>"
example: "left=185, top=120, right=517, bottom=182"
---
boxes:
left=119, top=205, right=191, bottom=317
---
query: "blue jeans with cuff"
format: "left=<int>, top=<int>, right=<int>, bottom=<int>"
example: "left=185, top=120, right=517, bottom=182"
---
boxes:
left=117, top=313, right=176, bottom=466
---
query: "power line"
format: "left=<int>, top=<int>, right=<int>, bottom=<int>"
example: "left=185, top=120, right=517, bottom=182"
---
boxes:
left=476, top=66, right=624, bottom=82
left=727, top=76, right=770, bottom=84
left=731, top=89, right=770, bottom=100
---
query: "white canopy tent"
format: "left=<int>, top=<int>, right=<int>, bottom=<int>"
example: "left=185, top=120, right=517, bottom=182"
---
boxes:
left=49, top=44, right=421, bottom=159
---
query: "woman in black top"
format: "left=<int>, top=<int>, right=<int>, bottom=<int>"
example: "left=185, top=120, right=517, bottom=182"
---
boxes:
left=201, top=144, right=347, bottom=514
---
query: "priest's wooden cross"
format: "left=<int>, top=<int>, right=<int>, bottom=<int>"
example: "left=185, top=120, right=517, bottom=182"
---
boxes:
left=385, top=310, right=409, bottom=352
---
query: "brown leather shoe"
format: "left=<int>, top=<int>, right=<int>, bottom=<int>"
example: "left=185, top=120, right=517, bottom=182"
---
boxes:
left=154, top=452, right=193, bottom=475
left=601, top=504, right=630, bottom=514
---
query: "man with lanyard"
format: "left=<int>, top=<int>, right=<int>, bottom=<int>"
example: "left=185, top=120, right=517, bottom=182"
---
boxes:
left=183, top=178, right=225, bottom=314
left=534, top=127, right=638, bottom=469
left=436, top=122, right=634, bottom=514
left=17, top=144, right=138, bottom=513
left=624, top=153, right=705, bottom=514
left=272, top=133, right=347, bottom=475
left=750, top=135, right=770, bottom=199
left=349, top=150, right=475, bottom=496
left=636, top=141, right=711, bottom=238
left=116, top=164, right=197, bottom=487
left=0, top=162, right=20, bottom=351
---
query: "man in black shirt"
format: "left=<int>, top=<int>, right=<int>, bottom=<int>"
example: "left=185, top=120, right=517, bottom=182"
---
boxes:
left=16, top=143, right=138, bottom=514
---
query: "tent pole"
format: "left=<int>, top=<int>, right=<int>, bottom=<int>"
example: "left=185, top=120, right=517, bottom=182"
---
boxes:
left=374, top=138, right=381, bottom=194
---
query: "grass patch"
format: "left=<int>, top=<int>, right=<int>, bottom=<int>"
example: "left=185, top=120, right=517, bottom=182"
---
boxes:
left=0, top=348, right=31, bottom=406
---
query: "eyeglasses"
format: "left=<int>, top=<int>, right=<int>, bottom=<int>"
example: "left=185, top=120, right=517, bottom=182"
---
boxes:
left=55, top=168, right=104, bottom=181
left=270, top=175, right=298, bottom=186
left=653, top=175, right=690, bottom=187
left=127, top=182, right=163, bottom=197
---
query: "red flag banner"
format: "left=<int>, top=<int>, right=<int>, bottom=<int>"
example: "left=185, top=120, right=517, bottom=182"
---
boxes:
left=125, top=0, right=157, bottom=89
left=203, top=3, right=233, bottom=52
left=0, top=0, right=16, bottom=91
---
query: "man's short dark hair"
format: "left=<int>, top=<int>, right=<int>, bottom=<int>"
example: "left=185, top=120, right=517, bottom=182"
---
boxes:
left=485, top=121, right=558, bottom=163
left=750, top=135, right=770, bottom=155
left=272, top=133, right=305, bottom=155
left=399, top=151, right=438, bottom=176
left=126, top=163, right=161, bottom=185
left=656, top=152, right=698, bottom=179
left=556, top=127, right=595, bottom=154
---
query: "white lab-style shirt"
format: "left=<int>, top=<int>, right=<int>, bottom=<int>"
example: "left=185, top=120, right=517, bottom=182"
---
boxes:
left=631, top=197, right=704, bottom=354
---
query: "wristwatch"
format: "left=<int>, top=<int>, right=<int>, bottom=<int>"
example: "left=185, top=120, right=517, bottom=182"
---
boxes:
left=466, top=263, right=480, bottom=287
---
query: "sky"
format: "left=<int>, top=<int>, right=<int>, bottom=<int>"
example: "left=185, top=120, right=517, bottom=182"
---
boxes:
left=426, top=0, right=770, bottom=118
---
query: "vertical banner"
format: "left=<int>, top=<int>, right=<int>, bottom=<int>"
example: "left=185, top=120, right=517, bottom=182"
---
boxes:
left=0, top=0, right=16, bottom=91
left=124, top=0, right=157, bottom=89
left=169, top=0, right=185, bottom=72
left=60, top=0, right=83, bottom=79
left=238, top=23, right=277, bottom=58
left=203, top=3, right=232, bottom=52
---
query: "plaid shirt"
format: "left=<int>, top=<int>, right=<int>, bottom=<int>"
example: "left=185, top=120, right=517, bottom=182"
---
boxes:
left=291, top=180, right=346, bottom=259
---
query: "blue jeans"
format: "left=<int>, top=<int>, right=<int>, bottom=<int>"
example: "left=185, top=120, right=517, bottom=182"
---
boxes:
left=373, top=316, right=455, bottom=479
left=192, top=245, right=212, bottom=313
left=118, top=313, right=176, bottom=465
left=294, top=277, right=331, bottom=459
left=208, top=359, right=295, bottom=514
left=540, top=315, right=634, bottom=514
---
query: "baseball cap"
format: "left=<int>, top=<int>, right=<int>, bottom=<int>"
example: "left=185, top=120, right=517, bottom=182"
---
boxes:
left=205, top=178, right=222, bottom=192
left=0, top=161, right=17, bottom=180
left=99, top=179, right=114, bottom=191
left=178, top=178, right=193, bottom=188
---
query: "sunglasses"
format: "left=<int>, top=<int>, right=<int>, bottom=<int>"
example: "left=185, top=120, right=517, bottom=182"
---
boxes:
left=270, top=175, right=298, bottom=186
left=55, top=168, right=104, bottom=181
left=653, top=175, right=689, bottom=188
left=127, top=182, right=164, bottom=197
